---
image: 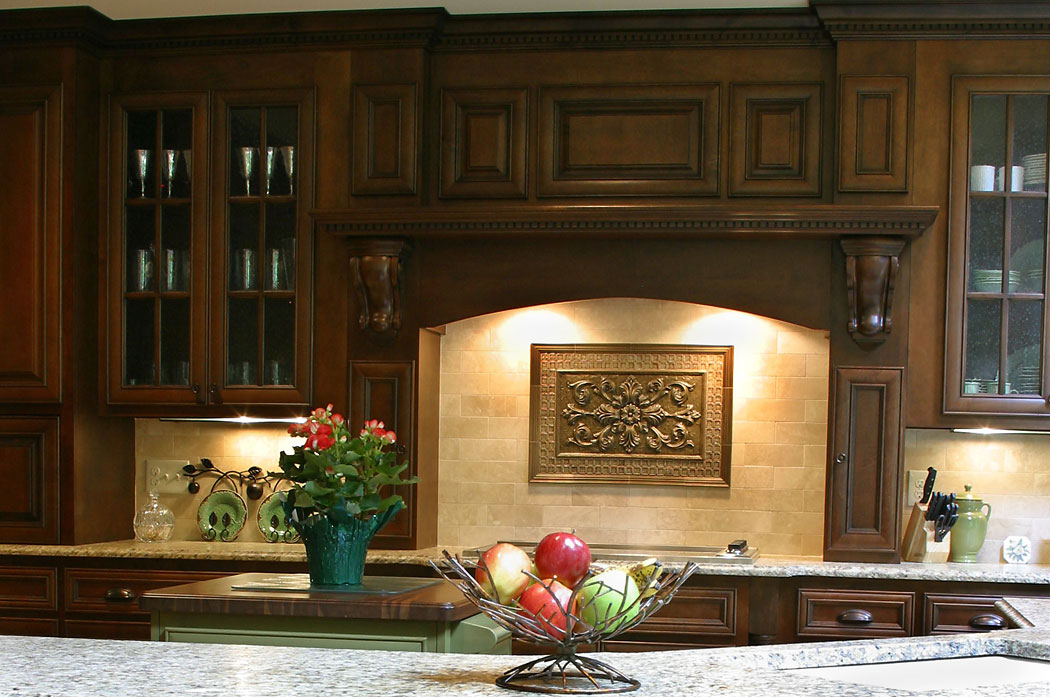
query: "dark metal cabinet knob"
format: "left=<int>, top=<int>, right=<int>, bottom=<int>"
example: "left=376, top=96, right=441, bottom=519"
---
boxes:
left=835, top=453, right=847, bottom=465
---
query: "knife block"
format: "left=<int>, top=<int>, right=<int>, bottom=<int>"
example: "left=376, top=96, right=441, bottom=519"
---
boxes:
left=901, top=503, right=950, bottom=562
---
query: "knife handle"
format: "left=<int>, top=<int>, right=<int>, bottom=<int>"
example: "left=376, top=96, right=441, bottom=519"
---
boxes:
left=920, top=467, right=937, bottom=504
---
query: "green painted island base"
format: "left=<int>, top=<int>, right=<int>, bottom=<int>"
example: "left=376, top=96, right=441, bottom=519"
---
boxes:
left=151, top=610, right=511, bottom=654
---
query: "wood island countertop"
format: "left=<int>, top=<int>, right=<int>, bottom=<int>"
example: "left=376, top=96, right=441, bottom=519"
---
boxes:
left=139, top=573, right=480, bottom=622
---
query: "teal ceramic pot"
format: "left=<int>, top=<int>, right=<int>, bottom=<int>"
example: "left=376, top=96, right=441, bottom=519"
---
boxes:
left=296, top=502, right=403, bottom=586
left=948, top=484, right=992, bottom=563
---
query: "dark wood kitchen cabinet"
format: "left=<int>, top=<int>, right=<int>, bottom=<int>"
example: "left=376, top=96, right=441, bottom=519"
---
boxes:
left=945, top=76, right=1050, bottom=416
left=103, top=89, right=314, bottom=412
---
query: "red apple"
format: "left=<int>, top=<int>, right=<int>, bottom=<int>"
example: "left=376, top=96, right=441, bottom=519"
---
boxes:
left=534, top=531, right=592, bottom=587
left=518, top=578, right=575, bottom=640
left=475, top=542, right=532, bottom=602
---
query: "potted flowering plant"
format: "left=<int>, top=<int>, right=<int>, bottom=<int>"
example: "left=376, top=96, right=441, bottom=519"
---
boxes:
left=275, top=404, right=416, bottom=585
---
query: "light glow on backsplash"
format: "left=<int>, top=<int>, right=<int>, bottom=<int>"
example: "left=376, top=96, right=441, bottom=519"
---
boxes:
left=904, top=428, right=1050, bottom=563
left=437, top=298, right=831, bottom=557
left=134, top=419, right=298, bottom=542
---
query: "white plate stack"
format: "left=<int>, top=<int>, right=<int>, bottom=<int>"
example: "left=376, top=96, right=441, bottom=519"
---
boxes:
left=972, top=268, right=1021, bottom=292
left=1015, top=366, right=1041, bottom=394
left=1022, top=153, right=1046, bottom=191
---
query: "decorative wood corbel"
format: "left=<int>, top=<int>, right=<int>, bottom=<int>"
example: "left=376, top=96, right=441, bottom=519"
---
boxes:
left=841, top=237, right=906, bottom=345
left=347, top=239, right=410, bottom=336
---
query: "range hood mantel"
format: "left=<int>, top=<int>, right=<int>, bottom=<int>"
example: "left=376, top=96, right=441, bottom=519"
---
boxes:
left=319, top=204, right=937, bottom=345
left=314, top=204, right=938, bottom=240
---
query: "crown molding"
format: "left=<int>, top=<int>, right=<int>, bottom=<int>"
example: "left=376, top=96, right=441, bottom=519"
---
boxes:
left=812, top=1, right=1050, bottom=39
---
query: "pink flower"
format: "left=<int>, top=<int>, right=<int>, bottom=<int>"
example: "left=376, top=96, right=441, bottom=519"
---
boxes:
left=331, top=413, right=344, bottom=426
left=382, top=430, right=396, bottom=444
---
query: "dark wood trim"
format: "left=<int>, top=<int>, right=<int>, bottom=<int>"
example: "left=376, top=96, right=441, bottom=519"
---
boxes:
left=315, top=204, right=938, bottom=239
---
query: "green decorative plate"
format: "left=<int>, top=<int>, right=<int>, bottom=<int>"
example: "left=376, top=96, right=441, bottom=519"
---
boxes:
left=197, top=490, right=247, bottom=542
left=257, top=492, right=300, bottom=543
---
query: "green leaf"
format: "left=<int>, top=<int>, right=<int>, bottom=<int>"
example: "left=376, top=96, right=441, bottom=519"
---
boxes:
left=303, top=480, right=335, bottom=498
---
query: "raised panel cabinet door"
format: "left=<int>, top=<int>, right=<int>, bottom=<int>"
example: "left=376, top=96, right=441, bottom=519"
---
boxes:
left=0, top=85, right=61, bottom=403
left=350, top=361, right=417, bottom=549
left=824, top=367, right=903, bottom=562
left=0, top=419, right=59, bottom=544
left=440, top=88, right=528, bottom=199
left=729, top=83, right=822, bottom=197
left=353, top=83, right=418, bottom=195
left=105, top=93, right=209, bottom=407
left=538, top=84, right=720, bottom=197
left=837, top=76, right=909, bottom=192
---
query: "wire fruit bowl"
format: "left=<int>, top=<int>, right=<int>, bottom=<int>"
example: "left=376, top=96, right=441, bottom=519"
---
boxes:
left=430, top=551, right=698, bottom=694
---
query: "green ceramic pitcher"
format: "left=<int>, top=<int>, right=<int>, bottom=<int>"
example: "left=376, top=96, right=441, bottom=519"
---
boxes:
left=948, top=484, right=992, bottom=563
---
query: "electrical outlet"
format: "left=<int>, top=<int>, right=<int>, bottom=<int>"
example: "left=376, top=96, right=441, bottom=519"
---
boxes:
left=147, top=459, right=191, bottom=495
left=905, top=469, right=927, bottom=507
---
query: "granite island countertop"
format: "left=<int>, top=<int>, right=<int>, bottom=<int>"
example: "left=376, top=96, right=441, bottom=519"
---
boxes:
left=3, top=540, right=1049, bottom=584
left=5, top=597, right=1050, bottom=696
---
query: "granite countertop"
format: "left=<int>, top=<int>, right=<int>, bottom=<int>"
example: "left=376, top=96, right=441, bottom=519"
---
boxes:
left=3, top=597, right=1050, bottom=696
left=3, top=540, right=1049, bottom=584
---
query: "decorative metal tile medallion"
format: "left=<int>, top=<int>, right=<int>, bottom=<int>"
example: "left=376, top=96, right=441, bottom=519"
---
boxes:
left=529, top=344, right=732, bottom=486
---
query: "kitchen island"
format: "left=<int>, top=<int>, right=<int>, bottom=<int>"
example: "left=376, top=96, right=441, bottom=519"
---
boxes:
left=4, top=597, right=1050, bottom=696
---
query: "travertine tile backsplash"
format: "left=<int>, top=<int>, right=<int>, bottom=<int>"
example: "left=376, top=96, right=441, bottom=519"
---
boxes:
left=903, top=428, right=1050, bottom=563
left=436, top=298, right=830, bottom=557
left=130, top=300, right=1050, bottom=564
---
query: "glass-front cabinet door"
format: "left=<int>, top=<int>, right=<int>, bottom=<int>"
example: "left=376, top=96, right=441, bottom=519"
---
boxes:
left=209, top=90, right=313, bottom=406
left=106, top=90, right=312, bottom=411
left=946, top=77, right=1050, bottom=415
left=107, top=93, right=208, bottom=405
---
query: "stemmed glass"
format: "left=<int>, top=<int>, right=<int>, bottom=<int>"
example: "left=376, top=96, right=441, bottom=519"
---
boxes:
left=238, top=146, right=258, bottom=196
left=181, top=149, right=192, bottom=189
left=162, top=149, right=179, bottom=198
left=265, top=147, right=278, bottom=195
left=280, top=146, right=296, bottom=196
left=131, top=149, right=151, bottom=198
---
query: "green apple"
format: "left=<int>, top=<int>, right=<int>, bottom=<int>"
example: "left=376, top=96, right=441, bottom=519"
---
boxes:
left=576, top=568, right=640, bottom=634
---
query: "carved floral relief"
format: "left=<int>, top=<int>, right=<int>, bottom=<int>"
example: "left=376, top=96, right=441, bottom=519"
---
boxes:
left=530, top=344, right=732, bottom=486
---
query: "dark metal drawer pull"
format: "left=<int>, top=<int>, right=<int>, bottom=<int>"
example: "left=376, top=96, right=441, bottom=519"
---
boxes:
left=837, top=609, right=874, bottom=625
left=103, top=587, right=136, bottom=602
left=969, top=613, right=1005, bottom=630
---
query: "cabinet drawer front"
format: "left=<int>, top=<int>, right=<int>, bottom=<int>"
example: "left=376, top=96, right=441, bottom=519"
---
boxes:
left=631, top=587, right=738, bottom=636
left=65, top=569, right=223, bottom=614
left=64, top=618, right=151, bottom=641
left=0, top=566, right=57, bottom=610
left=0, top=616, right=58, bottom=636
left=798, top=589, right=914, bottom=638
left=924, top=594, right=1007, bottom=634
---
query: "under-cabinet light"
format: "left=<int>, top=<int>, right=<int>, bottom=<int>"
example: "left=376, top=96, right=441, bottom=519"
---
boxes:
left=160, top=416, right=307, bottom=424
left=951, top=427, right=1049, bottom=435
